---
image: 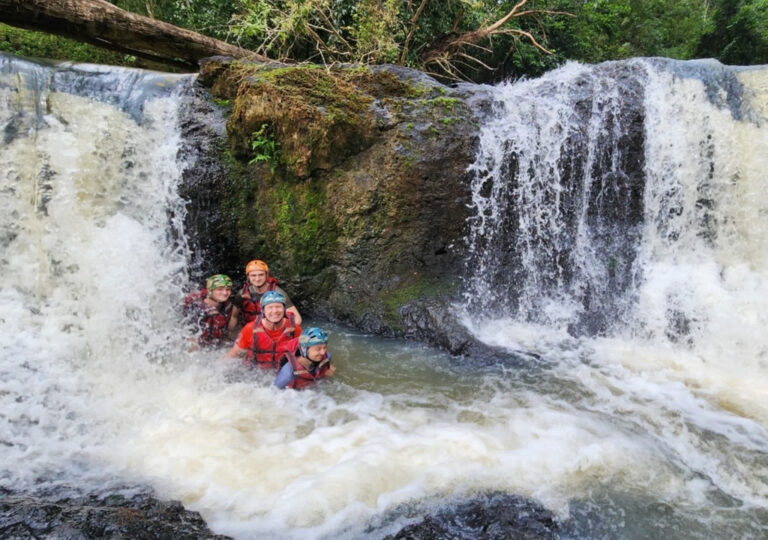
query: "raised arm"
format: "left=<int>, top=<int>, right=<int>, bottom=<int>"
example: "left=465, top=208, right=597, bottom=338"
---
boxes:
left=286, top=306, right=302, bottom=326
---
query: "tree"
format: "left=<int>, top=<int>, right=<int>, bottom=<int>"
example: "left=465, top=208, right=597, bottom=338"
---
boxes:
left=0, top=0, right=264, bottom=69
left=229, top=0, right=573, bottom=80
left=545, top=0, right=712, bottom=64
left=697, top=0, right=768, bottom=64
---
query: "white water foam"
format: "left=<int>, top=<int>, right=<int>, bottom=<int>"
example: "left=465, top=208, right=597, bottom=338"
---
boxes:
left=2, top=56, right=766, bottom=539
left=461, top=58, right=768, bottom=535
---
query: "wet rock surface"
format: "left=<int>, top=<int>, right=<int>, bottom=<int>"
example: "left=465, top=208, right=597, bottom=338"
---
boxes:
left=382, top=492, right=559, bottom=540
left=1, top=489, right=562, bottom=540
left=399, top=296, right=539, bottom=368
left=175, top=78, right=237, bottom=284
left=0, top=491, right=230, bottom=539
left=193, top=59, right=482, bottom=336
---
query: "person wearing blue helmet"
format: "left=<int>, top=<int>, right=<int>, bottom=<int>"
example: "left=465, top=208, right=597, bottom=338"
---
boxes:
left=274, top=327, right=335, bottom=389
left=226, top=290, right=301, bottom=367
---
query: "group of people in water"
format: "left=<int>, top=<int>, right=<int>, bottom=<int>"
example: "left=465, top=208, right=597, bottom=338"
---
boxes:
left=183, top=259, right=335, bottom=390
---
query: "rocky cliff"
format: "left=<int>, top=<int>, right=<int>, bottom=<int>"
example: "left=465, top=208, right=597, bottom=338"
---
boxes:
left=188, top=58, right=485, bottom=338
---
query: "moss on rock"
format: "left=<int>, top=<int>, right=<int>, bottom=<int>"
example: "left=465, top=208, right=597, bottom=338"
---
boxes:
left=223, top=63, right=386, bottom=179
left=199, top=59, right=480, bottom=336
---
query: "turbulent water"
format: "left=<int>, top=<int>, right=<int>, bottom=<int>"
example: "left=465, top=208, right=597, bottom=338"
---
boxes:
left=1, top=53, right=767, bottom=539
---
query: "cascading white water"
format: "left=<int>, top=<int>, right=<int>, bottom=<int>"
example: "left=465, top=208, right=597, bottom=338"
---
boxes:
left=0, top=55, right=196, bottom=493
left=1, top=53, right=766, bottom=539
left=463, top=57, right=768, bottom=534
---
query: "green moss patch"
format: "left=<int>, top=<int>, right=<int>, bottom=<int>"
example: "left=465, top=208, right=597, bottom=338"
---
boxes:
left=379, top=276, right=456, bottom=329
left=224, top=63, right=382, bottom=179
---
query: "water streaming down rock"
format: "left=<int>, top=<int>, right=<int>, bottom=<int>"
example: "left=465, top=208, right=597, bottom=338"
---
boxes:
left=464, top=59, right=768, bottom=359
left=2, top=52, right=768, bottom=539
left=460, top=58, right=768, bottom=536
left=0, top=52, right=201, bottom=493
left=465, top=61, right=647, bottom=334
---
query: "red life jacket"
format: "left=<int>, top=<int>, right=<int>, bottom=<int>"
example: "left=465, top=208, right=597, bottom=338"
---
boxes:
left=248, top=311, right=297, bottom=367
left=184, top=290, right=234, bottom=346
left=279, top=351, right=332, bottom=390
left=240, top=277, right=279, bottom=323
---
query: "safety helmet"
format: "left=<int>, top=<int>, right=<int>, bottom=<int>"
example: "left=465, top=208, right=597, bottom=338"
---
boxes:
left=260, top=290, right=285, bottom=308
left=299, top=327, right=329, bottom=358
left=206, top=274, right=233, bottom=295
left=245, top=259, right=269, bottom=275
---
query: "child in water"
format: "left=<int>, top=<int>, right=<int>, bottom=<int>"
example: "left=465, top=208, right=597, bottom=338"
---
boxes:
left=274, top=327, right=335, bottom=389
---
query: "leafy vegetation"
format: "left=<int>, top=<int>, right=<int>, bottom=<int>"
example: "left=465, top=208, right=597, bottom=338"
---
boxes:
left=249, top=123, right=279, bottom=172
left=697, top=0, right=768, bottom=65
left=0, top=23, right=137, bottom=65
left=2, top=0, right=768, bottom=81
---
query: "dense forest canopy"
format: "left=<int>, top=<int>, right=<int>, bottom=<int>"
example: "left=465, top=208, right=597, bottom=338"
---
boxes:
left=2, top=0, right=767, bottom=80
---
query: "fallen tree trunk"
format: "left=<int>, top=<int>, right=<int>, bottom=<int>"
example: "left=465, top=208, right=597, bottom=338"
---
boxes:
left=0, top=0, right=266, bottom=69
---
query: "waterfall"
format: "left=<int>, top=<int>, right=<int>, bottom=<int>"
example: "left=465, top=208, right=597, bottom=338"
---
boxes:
left=465, top=58, right=768, bottom=332
left=463, top=58, right=768, bottom=417
left=0, top=53, right=196, bottom=493
left=464, top=61, right=647, bottom=333
left=2, top=53, right=767, bottom=539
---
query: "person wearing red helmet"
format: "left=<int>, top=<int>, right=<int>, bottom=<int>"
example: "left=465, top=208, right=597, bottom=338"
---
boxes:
left=236, top=259, right=302, bottom=325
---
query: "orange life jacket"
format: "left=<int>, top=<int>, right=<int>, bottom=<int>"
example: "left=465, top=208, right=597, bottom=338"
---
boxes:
left=240, top=277, right=279, bottom=323
left=279, top=351, right=332, bottom=390
left=248, top=312, right=297, bottom=367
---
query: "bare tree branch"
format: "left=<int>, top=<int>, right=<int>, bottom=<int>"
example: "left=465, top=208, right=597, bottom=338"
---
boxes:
left=420, top=0, right=573, bottom=80
left=399, top=0, right=430, bottom=65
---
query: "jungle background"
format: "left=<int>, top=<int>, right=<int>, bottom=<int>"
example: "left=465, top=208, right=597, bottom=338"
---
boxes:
left=2, top=0, right=767, bottom=81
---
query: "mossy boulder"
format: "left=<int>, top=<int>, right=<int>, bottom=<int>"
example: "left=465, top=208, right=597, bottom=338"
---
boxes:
left=196, top=58, right=483, bottom=336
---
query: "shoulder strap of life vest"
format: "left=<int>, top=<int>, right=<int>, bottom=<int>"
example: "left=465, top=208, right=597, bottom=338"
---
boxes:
left=291, top=354, right=330, bottom=378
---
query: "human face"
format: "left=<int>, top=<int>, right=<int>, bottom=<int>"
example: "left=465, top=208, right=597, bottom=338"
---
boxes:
left=209, top=286, right=231, bottom=303
left=247, top=270, right=268, bottom=288
left=306, top=344, right=327, bottom=362
left=263, top=301, right=285, bottom=324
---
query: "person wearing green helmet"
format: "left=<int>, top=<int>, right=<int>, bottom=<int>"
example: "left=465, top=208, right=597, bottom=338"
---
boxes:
left=274, top=327, right=335, bottom=390
left=183, top=274, right=240, bottom=348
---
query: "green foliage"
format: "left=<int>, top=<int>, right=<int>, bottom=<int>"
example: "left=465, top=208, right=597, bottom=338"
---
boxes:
left=110, top=0, right=237, bottom=40
left=7, top=0, right=768, bottom=80
left=249, top=123, right=280, bottom=172
left=697, top=0, right=768, bottom=64
left=0, top=24, right=135, bottom=65
left=231, top=0, right=404, bottom=63
left=350, top=0, right=402, bottom=63
left=545, top=0, right=712, bottom=66
left=227, top=0, right=570, bottom=81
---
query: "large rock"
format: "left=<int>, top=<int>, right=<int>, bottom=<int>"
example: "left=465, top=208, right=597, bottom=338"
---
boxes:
left=382, top=492, right=559, bottom=540
left=0, top=491, right=229, bottom=539
left=195, top=58, right=484, bottom=336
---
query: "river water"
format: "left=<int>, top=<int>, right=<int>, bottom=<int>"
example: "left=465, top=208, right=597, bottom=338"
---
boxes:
left=0, top=53, right=766, bottom=539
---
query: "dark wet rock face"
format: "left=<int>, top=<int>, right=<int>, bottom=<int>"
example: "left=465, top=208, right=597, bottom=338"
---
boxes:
left=175, top=79, right=237, bottom=283
left=194, top=59, right=482, bottom=335
left=0, top=490, right=559, bottom=540
left=383, top=493, right=559, bottom=540
left=0, top=492, right=230, bottom=539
